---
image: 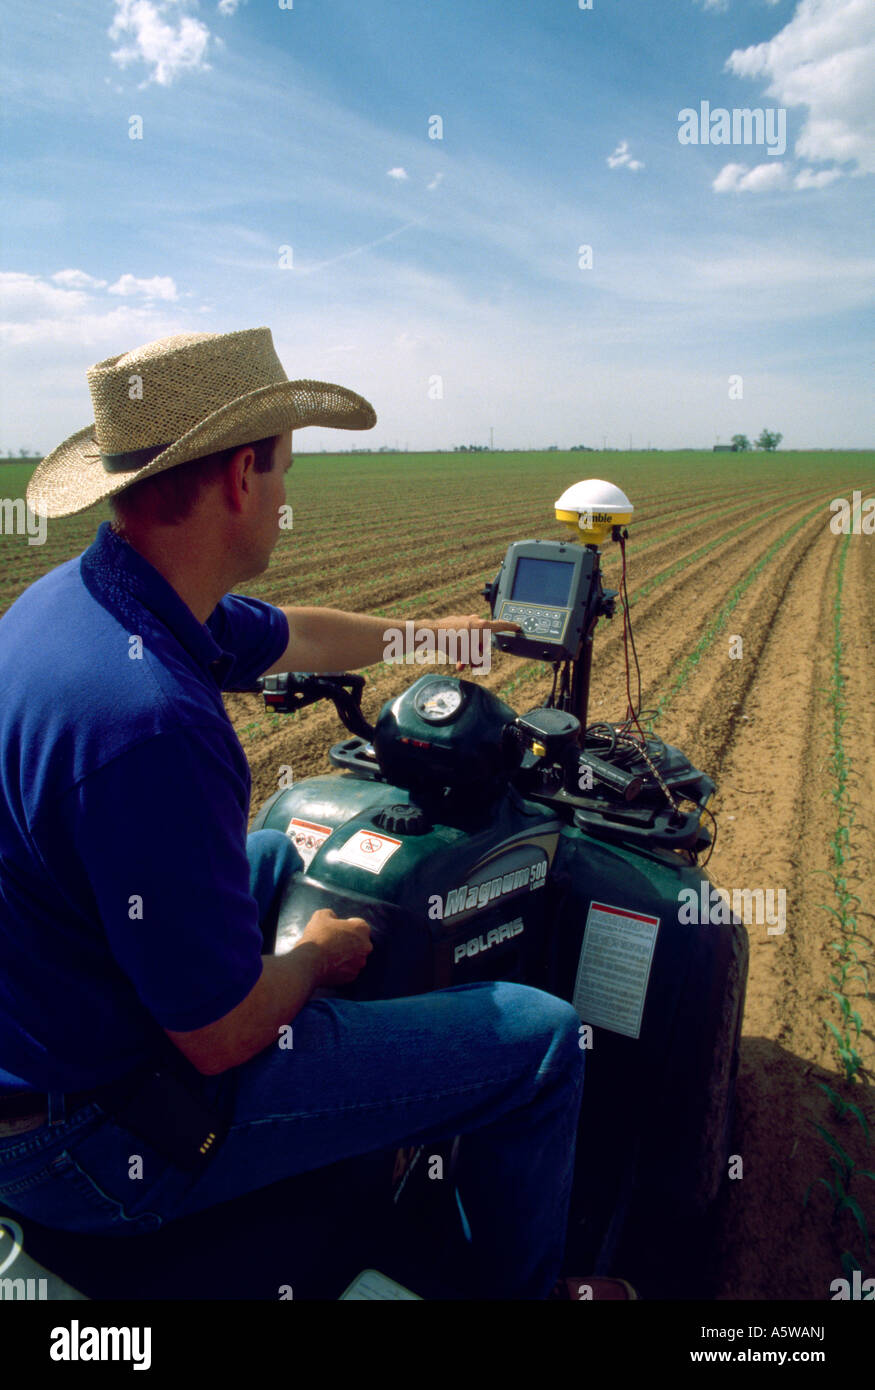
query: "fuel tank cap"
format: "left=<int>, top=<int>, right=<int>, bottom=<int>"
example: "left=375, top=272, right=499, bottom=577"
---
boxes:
left=372, top=803, right=432, bottom=835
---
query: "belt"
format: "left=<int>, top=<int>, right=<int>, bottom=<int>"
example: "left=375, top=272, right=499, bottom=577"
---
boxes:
left=0, top=1069, right=144, bottom=1124
left=0, top=1086, right=107, bottom=1121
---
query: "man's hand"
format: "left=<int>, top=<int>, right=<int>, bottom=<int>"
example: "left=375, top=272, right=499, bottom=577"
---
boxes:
left=428, top=614, right=523, bottom=671
left=297, top=908, right=373, bottom=986
left=165, top=909, right=374, bottom=1076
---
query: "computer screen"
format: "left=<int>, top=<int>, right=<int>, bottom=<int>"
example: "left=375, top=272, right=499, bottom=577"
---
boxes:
left=510, top=557, right=574, bottom=608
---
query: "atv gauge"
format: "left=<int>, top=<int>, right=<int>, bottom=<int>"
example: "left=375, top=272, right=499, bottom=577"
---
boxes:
left=413, top=677, right=466, bottom=725
left=373, top=674, right=522, bottom=807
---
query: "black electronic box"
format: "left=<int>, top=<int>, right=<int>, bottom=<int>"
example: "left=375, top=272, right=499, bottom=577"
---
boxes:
left=486, top=539, right=598, bottom=662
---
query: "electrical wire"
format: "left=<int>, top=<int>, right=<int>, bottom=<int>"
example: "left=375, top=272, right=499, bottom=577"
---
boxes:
left=596, top=531, right=681, bottom=812
left=619, top=532, right=643, bottom=725
left=696, top=802, right=718, bottom=866
left=570, top=528, right=716, bottom=858
left=547, top=661, right=560, bottom=708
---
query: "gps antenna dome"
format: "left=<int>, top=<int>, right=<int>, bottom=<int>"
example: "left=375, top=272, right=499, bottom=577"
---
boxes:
left=555, top=479, right=634, bottom=544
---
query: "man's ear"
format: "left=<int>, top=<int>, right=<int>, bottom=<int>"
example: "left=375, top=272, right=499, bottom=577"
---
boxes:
left=223, top=446, right=256, bottom=510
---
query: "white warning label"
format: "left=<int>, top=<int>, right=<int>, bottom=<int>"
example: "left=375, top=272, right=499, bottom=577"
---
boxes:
left=572, top=901, right=660, bottom=1040
left=339, top=1268, right=422, bottom=1300
left=285, top=817, right=333, bottom=870
left=335, top=829, right=403, bottom=875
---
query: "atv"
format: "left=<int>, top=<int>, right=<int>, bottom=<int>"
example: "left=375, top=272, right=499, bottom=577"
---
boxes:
left=0, top=480, right=748, bottom=1301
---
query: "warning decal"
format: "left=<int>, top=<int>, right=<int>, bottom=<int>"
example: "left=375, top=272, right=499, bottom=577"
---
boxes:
left=285, top=817, right=332, bottom=870
left=335, top=829, right=403, bottom=875
left=572, top=901, right=660, bottom=1040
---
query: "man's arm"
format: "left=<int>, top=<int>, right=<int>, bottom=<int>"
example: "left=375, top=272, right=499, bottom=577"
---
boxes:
left=262, top=607, right=520, bottom=674
left=164, top=909, right=372, bottom=1075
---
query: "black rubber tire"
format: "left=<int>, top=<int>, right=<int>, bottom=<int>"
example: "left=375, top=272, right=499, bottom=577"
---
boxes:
left=611, top=917, right=749, bottom=1297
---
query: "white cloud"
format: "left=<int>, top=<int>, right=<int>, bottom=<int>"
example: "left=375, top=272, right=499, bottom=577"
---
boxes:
left=733, top=162, right=787, bottom=192
left=695, top=0, right=782, bottom=9
left=713, top=161, right=788, bottom=192
left=386, top=167, right=409, bottom=181
left=217, top=0, right=242, bottom=14
left=51, top=269, right=108, bottom=290
left=1, top=270, right=180, bottom=315
left=712, top=162, right=748, bottom=192
left=1, top=258, right=871, bottom=452
left=109, top=0, right=212, bottom=87
left=107, top=273, right=179, bottom=300
left=607, top=140, right=644, bottom=171
left=297, top=219, right=425, bottom=277
left=726, top=0, right=875, bottom=174
left=426, top=172, right=444, bottom=191
left=0, top=271, right=185, bottom=350
left=794, top=165, right=843, bottom=189
left=0, top=272, right=90, bottom=317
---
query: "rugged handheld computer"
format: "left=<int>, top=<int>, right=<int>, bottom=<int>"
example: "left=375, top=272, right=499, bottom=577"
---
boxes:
left=485, top=539, right=598, bottom=662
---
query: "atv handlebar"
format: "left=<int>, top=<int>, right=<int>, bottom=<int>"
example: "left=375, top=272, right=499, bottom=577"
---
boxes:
left=250, top=670, right=713, bottom=855
left=254, top=672, right=584, bottom=763
left=255, top=672, right=376, bottom=741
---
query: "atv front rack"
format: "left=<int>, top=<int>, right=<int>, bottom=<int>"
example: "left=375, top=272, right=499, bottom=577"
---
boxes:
left=329, top=736, right=385, bottom=780
left=523, top=738, right=716, bottom=855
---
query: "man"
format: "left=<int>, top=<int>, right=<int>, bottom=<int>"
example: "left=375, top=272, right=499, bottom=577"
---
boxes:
left=0, top=327, right=618, bottom=1299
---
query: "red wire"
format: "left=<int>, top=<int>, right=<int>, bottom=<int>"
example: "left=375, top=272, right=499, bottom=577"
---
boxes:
left=620, top=537, right=648, bottom=747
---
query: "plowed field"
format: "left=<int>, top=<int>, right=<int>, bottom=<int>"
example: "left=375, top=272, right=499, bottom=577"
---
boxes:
left=2, top=449, right=873, bottom=1300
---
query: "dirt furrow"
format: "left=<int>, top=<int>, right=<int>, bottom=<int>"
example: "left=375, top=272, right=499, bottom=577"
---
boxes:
left=678, top=519, right=875, bottom=1299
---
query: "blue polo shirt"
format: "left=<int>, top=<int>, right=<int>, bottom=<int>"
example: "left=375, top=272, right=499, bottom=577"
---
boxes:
left=0, top=521, right=289, bottom=1093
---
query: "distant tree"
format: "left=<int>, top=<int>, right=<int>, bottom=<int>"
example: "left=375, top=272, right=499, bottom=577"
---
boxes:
left=731, top=434, right=751, bottom=451
left=755, top=429, right=783, bottom=452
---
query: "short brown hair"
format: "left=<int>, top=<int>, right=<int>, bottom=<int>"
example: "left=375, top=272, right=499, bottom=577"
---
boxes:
left=109, top=435, right=281, bottom=527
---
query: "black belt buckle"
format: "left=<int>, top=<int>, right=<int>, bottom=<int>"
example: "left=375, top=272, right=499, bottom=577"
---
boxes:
left=108, top=1066, right=232, bottom=1174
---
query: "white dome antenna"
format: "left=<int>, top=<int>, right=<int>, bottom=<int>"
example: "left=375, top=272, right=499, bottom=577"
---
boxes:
left=555, top=479, right=633, bottom=544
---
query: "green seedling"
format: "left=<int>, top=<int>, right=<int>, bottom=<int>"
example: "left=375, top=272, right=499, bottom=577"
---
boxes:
left=817, top=1083, right=871, bottom=1144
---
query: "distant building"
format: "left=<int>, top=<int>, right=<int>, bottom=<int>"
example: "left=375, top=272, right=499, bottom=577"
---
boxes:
left=713, top=444, right=738, bottom=452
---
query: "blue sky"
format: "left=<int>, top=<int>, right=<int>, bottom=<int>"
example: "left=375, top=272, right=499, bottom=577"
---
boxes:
left=1, top=0, right=872, bottom=452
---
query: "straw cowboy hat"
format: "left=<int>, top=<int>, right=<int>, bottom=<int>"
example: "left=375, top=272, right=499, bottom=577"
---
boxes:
left=26, top=327, right=377, bottom=519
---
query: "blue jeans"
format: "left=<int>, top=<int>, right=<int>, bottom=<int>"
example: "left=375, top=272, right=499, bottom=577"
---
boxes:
left=0, top=830, right=585, bottom=1299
